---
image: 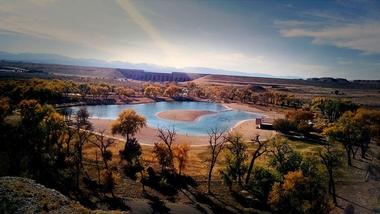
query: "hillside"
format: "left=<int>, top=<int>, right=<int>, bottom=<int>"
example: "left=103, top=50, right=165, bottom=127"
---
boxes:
left=1, top=60, right=379, bottom=89
left=0, top=177, right=205, bottom=214
left=0, top=177, right=93, bottom=213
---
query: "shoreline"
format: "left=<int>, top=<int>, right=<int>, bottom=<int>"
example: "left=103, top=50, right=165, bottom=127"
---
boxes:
left=89, top=102, right=279, bottom=146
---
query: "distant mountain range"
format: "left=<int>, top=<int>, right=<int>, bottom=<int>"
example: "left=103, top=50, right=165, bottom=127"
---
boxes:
left=0, top=51, right=300, bottom=79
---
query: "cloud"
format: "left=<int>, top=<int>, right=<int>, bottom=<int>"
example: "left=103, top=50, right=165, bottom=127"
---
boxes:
left=277, top=20, right=380, bottom=54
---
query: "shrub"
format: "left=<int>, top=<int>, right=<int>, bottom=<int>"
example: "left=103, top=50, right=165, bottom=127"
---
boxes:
left=273, top=119, right=295, bottom=134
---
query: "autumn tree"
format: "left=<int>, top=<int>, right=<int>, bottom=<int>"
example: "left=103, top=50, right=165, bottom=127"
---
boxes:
left=0, top=97, right=10, bottom=123
left=324, top=108, right=380, bottom=166
left=286, top=110, right=314, bottom=134
left=9, top=100, right=75, bottom=189
left=144, top=85, right=161, bottom=99
left=164, top=85, right=181, bottom=97
left=91, top=131, right=116, bottom=196
left=319, top=140, right=341, bottom=205
left=245, top=135, right=268, bottom=184
left=173, top=143, right=190, bottom=175
left=153, top=142, right=173, bottom=173
left=79, top=83, right=91, bottom=100
left=268, top=170, right=332, bottom=213
left=116, top=86, right=135, bottom=99
left=73, top=108, right=93, bottom=187
left=111, top=109, right=146, bottom=153
left=311, top=97, right=357, bottom=123
left=352, top=108, right=380, bottom=157
left=207, top=127, right=227, bottom=193
left=273, top=110, right=314, bottom=135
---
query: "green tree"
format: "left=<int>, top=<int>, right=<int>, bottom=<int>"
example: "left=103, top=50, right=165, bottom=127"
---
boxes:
left=245, top=135, right=267, bottom=184
left=269, top=138, right=302, bottom=175
left=221, top=132, right=248, bottom=186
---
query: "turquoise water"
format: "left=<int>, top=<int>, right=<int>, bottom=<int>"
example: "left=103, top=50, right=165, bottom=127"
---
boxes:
left=68, top=102, right=259, bottom=136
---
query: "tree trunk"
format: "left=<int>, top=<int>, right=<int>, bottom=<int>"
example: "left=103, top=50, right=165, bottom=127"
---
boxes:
left=330, top=170, right=337, bottom=205
left=346, top=148, right=352, bottom=166
left=245, top=155, right=256, bottom=184
left=207, top=163, right=214, bottom=194
left=124, top=134, right=130, bottom=152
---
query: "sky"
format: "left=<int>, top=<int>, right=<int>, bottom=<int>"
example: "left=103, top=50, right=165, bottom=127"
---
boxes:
left=0, top=0, right=380, bottom=80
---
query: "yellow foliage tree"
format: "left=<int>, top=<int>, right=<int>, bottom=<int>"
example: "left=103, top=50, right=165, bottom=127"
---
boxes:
left=174, top=143, right=190, bottom=175
left=111, top=109, right=146, bottom=146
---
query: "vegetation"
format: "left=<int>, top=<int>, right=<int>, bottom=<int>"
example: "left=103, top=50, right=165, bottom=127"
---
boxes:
left=0, top=77, right=379, bottom=213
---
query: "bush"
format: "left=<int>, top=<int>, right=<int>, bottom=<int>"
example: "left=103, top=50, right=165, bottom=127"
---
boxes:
left=246, top=167, right=278, bottom=205
left=273, top=119, right=295, bottom=134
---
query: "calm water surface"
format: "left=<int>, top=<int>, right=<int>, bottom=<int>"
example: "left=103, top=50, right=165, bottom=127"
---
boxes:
left=68, top=102, right=260, bottom=136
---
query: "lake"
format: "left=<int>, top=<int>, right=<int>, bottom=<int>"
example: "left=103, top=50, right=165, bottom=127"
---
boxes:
left=68, top=101, right=260, bottom=136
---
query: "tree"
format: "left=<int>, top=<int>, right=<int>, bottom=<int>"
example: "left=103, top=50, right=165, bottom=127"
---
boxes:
left=245, top=135, right=267, bottom=184
left=19, top=99, right=43, bottom=126
left=111, top=109, right=146, bottom=152
left=91, top=131, right=115, bottom=171
left=153, top=142, right=173, bottom=173
left=311, top=97, right=357, bottom=123
left=73, top=108, right=93, bottom=188
left=156, top=127, right=176, bottom=170
left=273, top=110, right=314, bottom=135
left=269, top=138, right=302, bottom=175
left=323, top=111, right=357, bottom=166
left=91, top=131, right=116, bottom=197
left=246, top=167, right=277, bottom=205
left=173, top=143, right=190, bottom=175
left=319, top=140, right=341, bottom=205
left=120, top=137, right=142, bottom=165
left=286, top=110, right=314, bottom=134
left=207, top=127, right=227, bottom=193
left=324, top=108, right=380, bottom=165
left=352, top=108, right=380, bottom=157
left=78, top=84, right=91, bottom=100
left=273, top=118, right=295, bottom=134
left=268, top=170, right=333, bottom=214
left=164, top=85, right=181, bottom=97
left=144, top=85, right=161, bottom=99
left=221, top=132, right=248, bottom=186
left=0, top=97, right=10, bottom=123
left=121, top=137, right=144, bottom=179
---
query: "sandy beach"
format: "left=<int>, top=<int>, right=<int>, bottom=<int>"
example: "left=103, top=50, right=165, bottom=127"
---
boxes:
left=156, top=110, right=216, bottom=121
left=89, top=102, right=279, bottom=146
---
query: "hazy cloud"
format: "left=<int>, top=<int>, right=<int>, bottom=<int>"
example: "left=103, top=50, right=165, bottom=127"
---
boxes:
left=278, top=21, right=380, bottom=54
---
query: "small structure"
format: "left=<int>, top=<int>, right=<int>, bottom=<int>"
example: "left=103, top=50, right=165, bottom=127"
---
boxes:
left=256, top=117, right=273, bottom=130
